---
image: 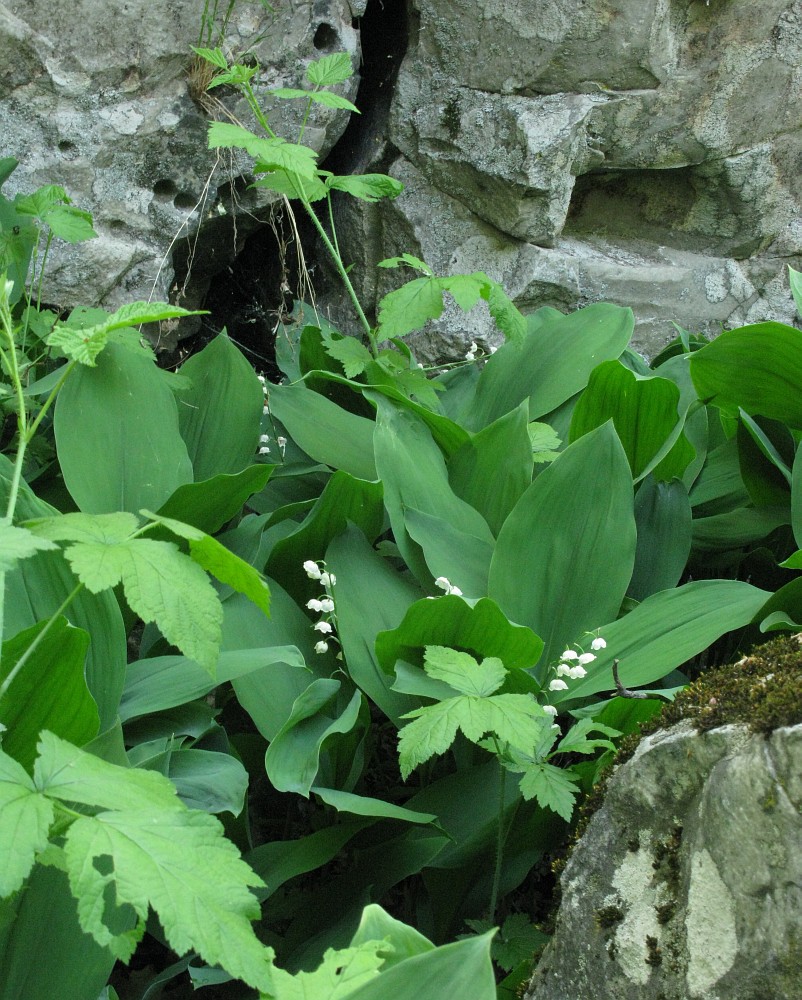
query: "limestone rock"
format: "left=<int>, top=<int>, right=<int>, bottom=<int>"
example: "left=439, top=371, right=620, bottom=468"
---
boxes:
left=524, top=722, right=802, bottom=1000
left=0, top=0, right=358, bottom=328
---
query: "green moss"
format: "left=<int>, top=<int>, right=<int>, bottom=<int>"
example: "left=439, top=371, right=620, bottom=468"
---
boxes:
left=595, top=904, right=625, bottom=929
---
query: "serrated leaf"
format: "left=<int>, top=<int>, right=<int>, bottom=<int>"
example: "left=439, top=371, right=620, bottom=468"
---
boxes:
left=207, top=62, right=258, bottom=88
left=422, top=646, right=506, bottom=698
left=14, top=185, right=69, bottom=218
left=190, top=45, right=228, bottom=68
left=397, top=693, right=545, bottom=779
left=42, top=204, right=97, bottom=243
left=0, top=749, right=54, bottom=896
left=142, top=512, right=271, bottom=617
left=321, top=331, right=373, bottom=378
left=327, top=173, right=403, bottom=202
left=376, top=277, right=444, bottom=338
left=269, top=941, right=385, bottom=999
left=207, top=122, right=318, bottom=178
left=26, top=511, right=139, bottom=545
left=517, top=762, right=579, bottom=821
left=439, top=274, right=484, bottom=313
left=306, top=52, right=353, bottom=86
left=0, top=522, right=58, bottom=571
left=528, top=422, right=562, bottom=462
left=555, top=718, right=620, bottom=756
left=484, top=281, right=526, bottom=342
left=252, top=168, right=329, bottom=202
left=64, top=539, right=223, bottom=673
left=378, top=254, right=433, bottom=275
left=493, top=914, right=550, bottom=972
left=270, top=87, right=359, bottom=112
left=28, top=732, right=273, bottom=990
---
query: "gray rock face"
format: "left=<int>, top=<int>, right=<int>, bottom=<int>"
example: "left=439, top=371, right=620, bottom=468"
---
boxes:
left=1, top=0, right=801, bottom=358
left=524, top=723, right=802, bottom=1000
left=0, top=0, right=358, bottom=329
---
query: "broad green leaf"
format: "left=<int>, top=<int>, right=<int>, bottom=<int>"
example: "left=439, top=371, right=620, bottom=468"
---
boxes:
left=570, top=361, right=688, bottom=480
left=517, top=762, right=578, bottom=821
left=273, top=88, right=359, bottom=112
left=143, top=512, right=271, bottom=617
left=398, top=693, right=545, bottom=778
left=423, top=646, right=506, bottom=698
left=0, top=863, right=121, bottom=1000
left=136, top=748, right=248, bottom=815
left=555, top=717, right=619, bottom=755
left=267, top=471, right=383, bottom=604
left=265, top=682, right=362, bottom=796
left=371, top=395, right=495, bottom=589
left=345, top=930, right=496, bottom=1000
left=690, top=321, right=802, bottom=428
left=378, top=254, right=432, bottom=275
left=692, top=506, right=789, bottom=553
left=307, top=52, right=353, bottom=86
left=448, top=403, right=533, bottom=535
left=793, top=445, right=802, bottom=548
left=349, top=904, right=434, bottom=966
left=737, top=413, right=792, bottom=509
left=64, top=538, right=222, bottom=673
left=0, top=522, right=58, bottom=571
left=207, top=122, right=318, bottom=178
left=3, top=548, right=125, bottom=732
left=175, top=333, right=264, bottom=480
left=246, top=822, right=368, bottom=900
left=54, top=342, right=193, bottom=513
left=489, top=422, right=636, bottom=671
left=119, top=646, right=307, bottom=723
left=468, top=303, right=634, bottom=430
left=327, top=174, right=403, bottom=202
left=268, top=382, right=377, bottom=481
left=14, top=184, right=69, bottom=218
left=376, top=595, right=543, bottom=675
left=326, top=527, right=422, bottom=724
left=404, top=507, right=494, bottom=598
left=554, top=580, right=771, bottom=701
left=629, top=476, right=692, bottom=601
left=0, top=749, right=54, bottom=896
left=0, top=618, right=98, bottom=771
left=312, top=787, right=439, bottom=825
left=157, top=465, right=273, bottom=536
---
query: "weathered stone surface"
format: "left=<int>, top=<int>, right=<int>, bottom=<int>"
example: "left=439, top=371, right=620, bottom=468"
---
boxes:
left=361, top=0, right=802, bottom=356
left=0, top=0, right=358, bottom=324
left=524, top=722, right=802, bottom=1000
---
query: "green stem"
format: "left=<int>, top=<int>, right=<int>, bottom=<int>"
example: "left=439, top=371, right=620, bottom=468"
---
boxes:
left=0, top=293, right=28, bottom=522
left=300, top=199, right=376, bottom=354
left=0, top=581, right=84, bottom=702
left=488, top=755, right=507, bottom=924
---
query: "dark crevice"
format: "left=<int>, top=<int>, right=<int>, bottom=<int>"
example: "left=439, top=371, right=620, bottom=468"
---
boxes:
left=322, top=0, right=409, bottom=177
left=168, top=0, right=409, bottom=377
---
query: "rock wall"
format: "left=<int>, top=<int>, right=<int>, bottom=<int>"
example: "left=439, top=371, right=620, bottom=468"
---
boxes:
left=525, top=721, right=802, bottom=1000
left=1, top=0, right=801, bottom=358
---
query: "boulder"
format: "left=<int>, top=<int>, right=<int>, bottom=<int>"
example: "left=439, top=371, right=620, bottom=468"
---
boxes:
left=524, top=637, right=802, bottom=1000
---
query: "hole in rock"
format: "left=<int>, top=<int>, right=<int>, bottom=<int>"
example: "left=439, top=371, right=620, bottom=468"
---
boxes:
left=173, top=190, right=199, bottom=211
left=313, top=21, right=339, bottom=50
left=152, top=178, right=177, bottom=201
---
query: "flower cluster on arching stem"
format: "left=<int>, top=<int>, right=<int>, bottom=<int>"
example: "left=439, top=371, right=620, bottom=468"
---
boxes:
left=303, top=559, right=338, bottom=654
left=540, top=635, right=606, bottom=719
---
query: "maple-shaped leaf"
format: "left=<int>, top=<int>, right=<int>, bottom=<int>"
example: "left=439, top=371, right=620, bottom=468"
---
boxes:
left=16, top=733, right=274, bottom=992
left=518, top=762, right=579, bottom=821
left=397, top=647, right=545, bottom=779
left=268, top=941, right=385, bottom=999
left=0, top=521, right=58, bottom=572
left=0, top=750, right=54, bottom=896
left=321, top=330, right=373, bottom=379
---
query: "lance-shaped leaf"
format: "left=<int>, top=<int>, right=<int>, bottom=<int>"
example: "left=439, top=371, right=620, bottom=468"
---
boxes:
left=327, top=173, right=404, bottom=202
left=269, top=87, right=359, bottom=112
